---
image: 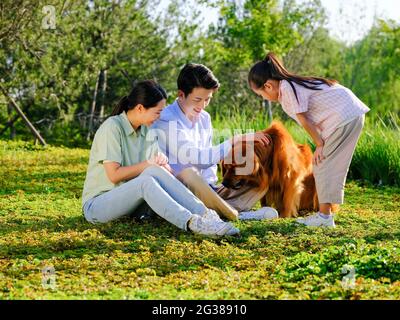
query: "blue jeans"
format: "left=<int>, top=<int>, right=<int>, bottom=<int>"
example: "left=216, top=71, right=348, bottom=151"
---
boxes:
left=83, top=165, right=207, bottom=230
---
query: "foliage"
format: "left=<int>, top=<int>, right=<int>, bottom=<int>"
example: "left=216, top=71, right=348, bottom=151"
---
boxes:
left=341, top=19, right=400, bottom=118
left=1, top=1, right=399, bottom=146
left=0, top=0, right=175, bottom=145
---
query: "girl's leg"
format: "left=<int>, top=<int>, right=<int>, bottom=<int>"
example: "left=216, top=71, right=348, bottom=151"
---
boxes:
left=315, top=116, right=365, bottom=209
left=298, top=116, right=364, bottom=227
left=84, top=174, right=193, bottom=230
left=319, top=203, right=333, bottom=215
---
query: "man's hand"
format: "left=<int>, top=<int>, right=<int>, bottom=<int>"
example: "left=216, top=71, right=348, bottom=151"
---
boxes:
left=233, top=132, right=271, bottom=146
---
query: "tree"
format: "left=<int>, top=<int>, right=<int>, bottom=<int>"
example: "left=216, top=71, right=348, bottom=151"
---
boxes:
left=342, top=19, right=400, bottom=118
left=200, top=0, right=329, bottom=119
left=0, top=0, right=176, bottom=146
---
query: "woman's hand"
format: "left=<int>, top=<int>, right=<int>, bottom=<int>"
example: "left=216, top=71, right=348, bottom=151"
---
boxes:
left=233, top=132, right=271, bottom=146
left=147, top=152, right=169, bottom=167
left=146, top=153, right=173, bottom=174
left=103, top=153, right=172, bottom=185
left=313, top=144, right=325, bottom=166
left=161, top=163, right=173, bottom=174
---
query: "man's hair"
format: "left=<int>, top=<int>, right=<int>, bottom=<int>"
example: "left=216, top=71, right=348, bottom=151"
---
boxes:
left=177, top=63, right=220, bottom=96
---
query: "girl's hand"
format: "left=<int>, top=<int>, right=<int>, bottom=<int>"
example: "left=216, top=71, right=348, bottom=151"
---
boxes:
left=233, top=132, right=271, bottom=146
left=313, top=145, right=325, bottom=166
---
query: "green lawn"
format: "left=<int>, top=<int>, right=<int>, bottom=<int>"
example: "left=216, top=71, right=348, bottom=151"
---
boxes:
left=0, top=140, right=399, bottom=300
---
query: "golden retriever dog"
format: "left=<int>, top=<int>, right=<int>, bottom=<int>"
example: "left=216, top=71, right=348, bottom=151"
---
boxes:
left=221, top=121, right=322, bottom=218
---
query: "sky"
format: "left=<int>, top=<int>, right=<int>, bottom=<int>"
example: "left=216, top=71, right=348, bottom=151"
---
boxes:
left=157, top=0, right=400, bottom=43
left=316, top=0, right=400, bottom=42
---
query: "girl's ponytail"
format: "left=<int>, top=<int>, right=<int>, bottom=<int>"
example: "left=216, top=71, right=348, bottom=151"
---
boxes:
left=264, top=53, right=292, bottom=79
left=249, top=52, right=337, bottom=102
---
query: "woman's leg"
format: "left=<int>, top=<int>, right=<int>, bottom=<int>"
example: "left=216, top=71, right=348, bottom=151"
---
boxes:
left=84, top=174, right=193, bottom=230
left=141, top=165, right=208, bottom=216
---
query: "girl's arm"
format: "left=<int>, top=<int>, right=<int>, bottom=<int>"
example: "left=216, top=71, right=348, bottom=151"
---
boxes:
left=296, top=112, right=323, bottom=147
left=296, top=112, right=325, bottom=165
left=103, top=153, right=169, bottom=184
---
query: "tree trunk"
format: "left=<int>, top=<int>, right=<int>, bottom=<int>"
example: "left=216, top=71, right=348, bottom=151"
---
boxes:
left=87, top=70, right=101, bottom=141
left=0, top=104, right=31, bottom=136
left=7, top=102, right=16, bottom=139
left=264, top=100, right=273, bottom=124
left=0, top=83, right=46, bottom=146
left=99, top=69, right=107, bottom=120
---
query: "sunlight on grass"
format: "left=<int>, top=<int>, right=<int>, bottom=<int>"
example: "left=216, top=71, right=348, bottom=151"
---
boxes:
left=0, top=138, right=399, bottom=300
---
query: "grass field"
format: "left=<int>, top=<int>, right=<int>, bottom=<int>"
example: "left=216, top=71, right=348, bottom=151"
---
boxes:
left=0, top=138, right=399, bottom=300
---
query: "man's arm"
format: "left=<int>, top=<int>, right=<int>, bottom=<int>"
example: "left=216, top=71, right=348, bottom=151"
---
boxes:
left=153, top=120, right=232, bottom=170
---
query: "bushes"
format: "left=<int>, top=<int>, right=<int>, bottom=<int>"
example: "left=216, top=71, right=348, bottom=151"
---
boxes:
left=350, top=116, right=400, bottom=186
left=279, top=241, right=400, bottom=283
left=350, top=130, right=400, bottom=186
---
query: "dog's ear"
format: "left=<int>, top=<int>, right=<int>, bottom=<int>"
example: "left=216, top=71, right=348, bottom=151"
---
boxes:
left=254, top=140, right=273, bottom=169
left=220, top=159, right=226, bottom=177
left=253, top=152, right=270, bottom=191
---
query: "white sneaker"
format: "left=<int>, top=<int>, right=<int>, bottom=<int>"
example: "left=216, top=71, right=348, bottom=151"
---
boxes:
left=225, top=225, right=240, bottom=236
left=239, top=207, right=279, bottom=221
left=188, top=214, right=239, bottom=237
left=203, top=209, right=240, bottom=236
left=203, top=209, right=222, bottom=221
left=296, top=212, right=336, bottom=228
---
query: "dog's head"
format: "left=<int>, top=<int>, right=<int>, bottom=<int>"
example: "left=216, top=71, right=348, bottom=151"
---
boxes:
left=220, top=121, right=300, bottom=191
left=221, top=134, right=274, bottom=190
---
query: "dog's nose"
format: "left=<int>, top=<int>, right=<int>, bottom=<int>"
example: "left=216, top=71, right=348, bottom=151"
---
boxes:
left=222, top=179, right=243, bottom=190
left=221, top=180, right=231, bottom=188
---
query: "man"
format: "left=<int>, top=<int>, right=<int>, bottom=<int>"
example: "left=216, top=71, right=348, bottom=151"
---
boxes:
left=152, top=63, right=278, bottom=221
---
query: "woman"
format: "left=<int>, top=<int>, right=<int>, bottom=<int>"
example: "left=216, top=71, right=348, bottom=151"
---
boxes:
left=82, top=80, right=239, bottom=237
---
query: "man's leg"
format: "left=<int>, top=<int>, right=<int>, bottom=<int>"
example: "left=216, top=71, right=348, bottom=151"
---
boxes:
left=177, top=167, right=239, bottom=221
left=216, top=184, right=267, bottom=212
left=217, top=185, right=279, bottom=220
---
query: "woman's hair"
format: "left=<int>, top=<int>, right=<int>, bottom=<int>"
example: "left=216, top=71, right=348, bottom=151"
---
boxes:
left=177, top=63, right=220, bottom=97
left=111, top=80, right=167, bottom=116
left=248, top=53, right=337, bottom=102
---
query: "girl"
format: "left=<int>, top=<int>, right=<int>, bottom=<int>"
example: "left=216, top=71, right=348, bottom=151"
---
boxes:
left=248, top=53, right=370, bottom=228
left=82, top=80, right=239, bottom=237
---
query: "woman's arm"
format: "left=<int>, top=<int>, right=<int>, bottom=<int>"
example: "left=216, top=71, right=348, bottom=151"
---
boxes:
left=296, top=112, right=325, bottom=165
left=103, top=161, right=149, bottom=184
left=103, top=153, right=169, bottom=184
